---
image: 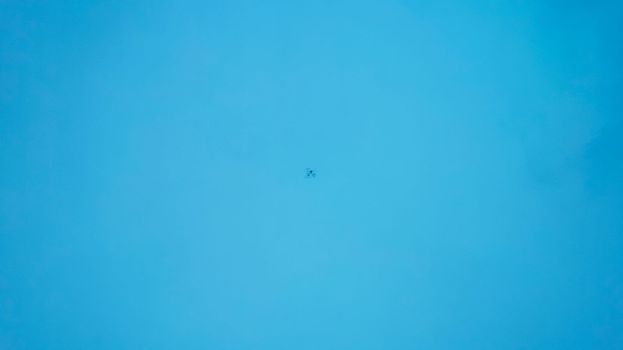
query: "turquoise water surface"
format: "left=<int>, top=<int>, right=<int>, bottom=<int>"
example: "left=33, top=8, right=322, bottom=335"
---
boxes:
left=1, top=1, right=623, bottom=349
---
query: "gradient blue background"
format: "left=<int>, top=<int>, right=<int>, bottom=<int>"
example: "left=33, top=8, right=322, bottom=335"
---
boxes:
left=1, top=1, right=623, bottom=349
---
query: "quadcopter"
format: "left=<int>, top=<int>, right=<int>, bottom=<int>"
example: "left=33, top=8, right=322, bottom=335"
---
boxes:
left=305, top=168, right=317, bottom=178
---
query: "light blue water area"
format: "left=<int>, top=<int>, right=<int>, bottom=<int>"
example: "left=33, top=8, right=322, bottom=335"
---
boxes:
left=1, top=1, right=623, bottom=349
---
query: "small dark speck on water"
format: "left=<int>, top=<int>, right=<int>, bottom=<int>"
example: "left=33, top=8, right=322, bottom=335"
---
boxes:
left=305, top=168, right=317, bottom=178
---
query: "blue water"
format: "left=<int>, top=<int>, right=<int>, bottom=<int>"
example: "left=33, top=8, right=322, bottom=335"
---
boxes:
left=1, top=1, right=623, bottom=349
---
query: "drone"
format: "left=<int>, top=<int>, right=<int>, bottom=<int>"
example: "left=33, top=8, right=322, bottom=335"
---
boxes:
left=305, top=168, right=317, bottom=178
